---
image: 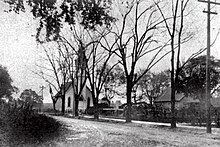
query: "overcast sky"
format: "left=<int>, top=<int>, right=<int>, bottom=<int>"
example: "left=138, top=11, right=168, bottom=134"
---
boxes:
left=0, top=1, right=220, bottom=103
left=0, top=2, right=47, bottom=101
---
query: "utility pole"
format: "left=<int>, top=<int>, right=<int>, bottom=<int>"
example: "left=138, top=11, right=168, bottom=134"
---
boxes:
left=40, top=85, right=45, bottom=98
left=198, top=0, right=220, bottom=133
left=40, top=85, right=45, bottom=112
left=38, top=85, right=45, bottom=113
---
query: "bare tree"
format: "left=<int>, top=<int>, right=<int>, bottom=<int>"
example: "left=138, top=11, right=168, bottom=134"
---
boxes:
left=58, top=33, right=90, bottom=117
left=5, top=0, right=116, bottom=116
left=34, top=44, right=69, bottom=114
left=57, top=20, right=117, bottom=119
left=39, top=4, right=116, bottom=117
left=155, top=0, right=197, bottom=128
left=83, top=28, right=119, bottom=120
left=112, top=0, right=171, bottom=122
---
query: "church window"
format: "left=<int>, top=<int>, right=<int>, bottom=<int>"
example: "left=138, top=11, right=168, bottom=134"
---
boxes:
left=68, top=97, right=71, bottom=107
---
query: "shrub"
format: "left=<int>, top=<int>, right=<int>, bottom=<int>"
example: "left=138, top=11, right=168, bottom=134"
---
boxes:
left=0, top=101, right=63, bottom=145
left=86, top=107, right=95, bottom=115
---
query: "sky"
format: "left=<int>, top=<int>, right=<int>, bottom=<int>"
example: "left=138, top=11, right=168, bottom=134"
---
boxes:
left=0, top=2, right=47, bottom=101
left=0, top=1, right=220, bottom=103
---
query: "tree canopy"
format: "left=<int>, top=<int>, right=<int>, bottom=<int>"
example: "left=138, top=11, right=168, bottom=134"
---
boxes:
left=20, top=89, right=43, bottom=104
left=0, top=65, right=17, bottom=99
left=178, top=55, right=220, bottom=100
left=138, top=70, right=170, bottom=105
left=4, top=0, right=115, bottom=42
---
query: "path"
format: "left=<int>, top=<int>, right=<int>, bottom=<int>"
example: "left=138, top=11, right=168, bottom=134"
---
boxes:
left=50, top=115, right=220, bottom=147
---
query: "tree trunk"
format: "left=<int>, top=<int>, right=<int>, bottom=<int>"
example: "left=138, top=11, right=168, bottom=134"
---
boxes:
left=62, top=94, right=65, bottom=115
left=171, top=40, right=176, bottom=128
left=52, top=100, right=57, bottom=112
left=75, top=94, right=79, bottom=117
left=170, top=85, right=176, bottom=128
left=94, top=97, right=99, bottom=120
left=126, top=80, right=132, bottom=123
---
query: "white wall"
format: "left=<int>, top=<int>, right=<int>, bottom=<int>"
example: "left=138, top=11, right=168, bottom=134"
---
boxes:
left=78, top=87, right=93, bottom=111
left=55, top=98, right=62, bottom=111
left=65, top=85, right=74, bottom=112
left=56, top=85, right=94, bottom=113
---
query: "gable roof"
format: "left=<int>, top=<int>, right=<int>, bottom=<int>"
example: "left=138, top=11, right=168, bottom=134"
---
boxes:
left=54, top=82, right=72, bottom=98
left=155, top=88, right=220, bottom=107
left=154, top=87, right=185, bottom=103
left=64, top=82, right=72, bottom=92
left=54, top=82, right=92, bottom=98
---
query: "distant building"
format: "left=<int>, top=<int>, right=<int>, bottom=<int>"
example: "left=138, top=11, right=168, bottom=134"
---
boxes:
left=211, top=98, right=220, bottom=108
left=154, top=87, right=199, bottom=110
left=154, top=87, right=220, bottom=111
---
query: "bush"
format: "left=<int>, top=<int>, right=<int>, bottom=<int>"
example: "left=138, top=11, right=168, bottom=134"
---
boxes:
left=0, top=101, right=63, bottom=145
left=213, top=108, right=220, bottom=128
left=176, top=104, right=220, bottom=126
left=122, top=102, right=165, bottom=121
left=86, top=107, right=95, bottom=115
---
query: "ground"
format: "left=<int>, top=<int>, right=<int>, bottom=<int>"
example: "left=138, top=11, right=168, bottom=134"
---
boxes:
left=46, top=116, right=220, bottom=147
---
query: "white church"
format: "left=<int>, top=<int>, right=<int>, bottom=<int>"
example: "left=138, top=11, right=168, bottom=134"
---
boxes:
left=54, top=47, right=93, bottom=114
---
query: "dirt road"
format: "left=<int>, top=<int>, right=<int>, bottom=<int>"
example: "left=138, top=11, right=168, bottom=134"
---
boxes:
left=49, top=116, right=220, bottom=147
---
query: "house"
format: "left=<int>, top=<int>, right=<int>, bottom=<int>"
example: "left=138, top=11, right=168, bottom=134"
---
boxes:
left=55, top=82, right=93, bottom=114
left=154, top=87, right=199, bottom=110
left=155, top=87, right=220, bottom=110
left=211, top=98, right=220, bottom=108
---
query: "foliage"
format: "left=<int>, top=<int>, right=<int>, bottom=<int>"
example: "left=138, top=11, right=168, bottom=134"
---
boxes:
left=214, top=107, right=220, bottom=127
left=0, top=100, right=62, bottom=146
left=177, top=55, right=220, bottom=100
left=0, top=65, right=18, bottom=99
left=121, top=102, right=165, bottom=122
left=5, top=0, right=115, bottom=42
left=98, top=64, right=125, bottom=85
left=105, top=65, right=126, bottom=85
left=176, top=104, right=220, bottom=127
left=99, top=64, right=126, bottom=100
left=20, top=89, right=43, bottom=105
left=138, top=70, right=170, bottom=104
left=20, top=0, right=117, bottom=116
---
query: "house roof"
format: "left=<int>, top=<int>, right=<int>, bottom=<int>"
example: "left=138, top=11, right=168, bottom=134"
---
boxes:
left=211, top=98, right=220, bottom=108
left=54, top=82, right=92, bottom=98
left=54, top=82, right=72, bottom=98
left=54, top=91, right=62, bottom=98
left=64, top=82, right=72, bottom=92
left=154, top=87, right=220, bottom=107
left=65, top=82, right=92, bottom=92
left=154, top=87, right=185, bottom=103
